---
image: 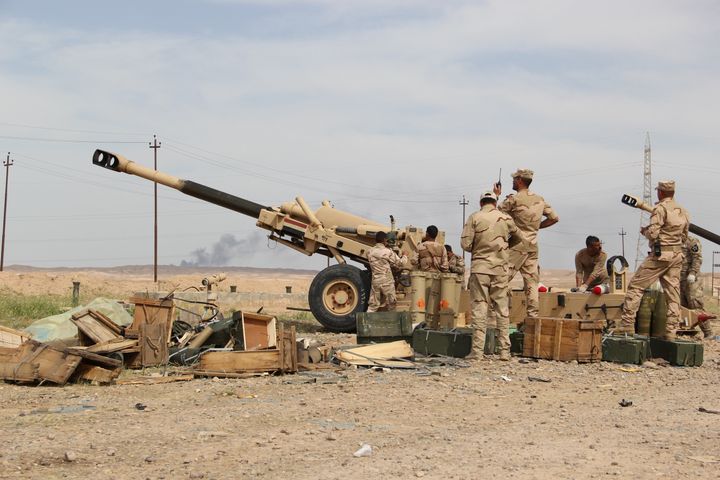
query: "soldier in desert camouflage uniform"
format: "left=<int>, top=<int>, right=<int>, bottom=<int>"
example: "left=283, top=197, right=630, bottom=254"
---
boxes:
left=680, top=236, right=713, bottom=337
left=461, top=191, right=526, bottom=361
left=493, top=168, right=559, bottom=319
left=367, top=231, right=407, bottom=312
left=411, top=225, right=449, bottom=272
left=574, top=235, right=608, bottom=291
left=615, top=180, right=689, bottom=339
left=444, top=245, right=465, bottom=275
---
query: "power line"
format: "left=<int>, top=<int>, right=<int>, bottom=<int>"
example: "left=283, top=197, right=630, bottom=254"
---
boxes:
left=0, top=121, right=148, bottom=136
left=0, top=135, right=146, bottom=144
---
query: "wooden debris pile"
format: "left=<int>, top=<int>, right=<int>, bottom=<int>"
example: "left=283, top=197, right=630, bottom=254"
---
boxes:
left=0, top=295, right=318, bottom=385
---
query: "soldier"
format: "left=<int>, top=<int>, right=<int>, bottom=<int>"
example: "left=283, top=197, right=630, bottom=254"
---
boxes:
left=493, top=168, right=558, bottom=318
left=444, top=245, right=465, bottom=275
left=461, top=191, right=525, bottom=361
left=615, top=180, right=689, bottom=339
left=411, top=225, right=449, bottom=272
left=367, top=231, right=407, bottom=313
left=574, top=235, right=608, bottom=291
left=681, top=236, right=713, bottom=337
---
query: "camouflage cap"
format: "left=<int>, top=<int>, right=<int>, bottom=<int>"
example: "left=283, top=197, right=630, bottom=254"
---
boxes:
left=510, top=168, right=534, bottom=180
left=655, top=180, right=675, bottom=192
left=480, top=191, right=497, bottom=202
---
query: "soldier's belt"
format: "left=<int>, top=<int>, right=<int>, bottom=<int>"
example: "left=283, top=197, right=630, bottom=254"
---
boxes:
left=659, top=245, right=682, bottom=252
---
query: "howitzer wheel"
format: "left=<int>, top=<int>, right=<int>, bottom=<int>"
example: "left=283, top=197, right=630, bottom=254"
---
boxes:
left=309, top=264, right=370, bottom=332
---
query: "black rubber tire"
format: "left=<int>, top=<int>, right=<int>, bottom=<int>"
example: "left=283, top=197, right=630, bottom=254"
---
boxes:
left=308, top=264, right=370, bottom=332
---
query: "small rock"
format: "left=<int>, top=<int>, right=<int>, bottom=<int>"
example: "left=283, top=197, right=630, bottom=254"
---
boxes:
left=144, top=456, right=155, bottom=463
left=611, top=461, right=619, bottom=466
left=280, top=429, right=290, bottom=435
left=326, top=433, right=338, bottom=441
left=415, top=471, right=426, bottom=478
left=47, top=434, right=55, bottom=441
left=189, top=473, right=205, bottom=479
left=107, top=449, right=116, bottom=457
left=64, top=451, right=77, bottom=463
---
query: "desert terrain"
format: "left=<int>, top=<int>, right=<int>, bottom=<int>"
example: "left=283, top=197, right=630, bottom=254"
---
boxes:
left=0, top=266, right=719, bottom=480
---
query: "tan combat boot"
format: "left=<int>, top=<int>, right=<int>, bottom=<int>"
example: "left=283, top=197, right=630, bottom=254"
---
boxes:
left=498, top=350, right=511, bottom=362
left=699, top=321, right=714, bottom=339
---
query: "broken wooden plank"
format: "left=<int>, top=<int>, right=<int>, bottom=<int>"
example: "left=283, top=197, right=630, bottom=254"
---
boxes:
left=0, top=325, right=31, bottom=348
left=71, top=310, right=122, bottom=345
left=85, top=338, right=138, bottom=354
left=86, top=309, right=123, bottom=336
left=72, top=364, right=120, bottom=385
left=0, top=346, right=40, bottom=382
left=115, top=374, right=194, bottom=385
left=8, top=340, right=82, bottom=385
left=192, top=370, right=268, bottom=379
left=68, top=347, right=123, bottom=369
left=199, top=349, right=281, bottom=372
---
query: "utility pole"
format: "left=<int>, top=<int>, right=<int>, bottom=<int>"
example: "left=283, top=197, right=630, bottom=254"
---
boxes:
left=618, top=227, right=626, bottom=258
left=1, top=153, right=13, bottom=272
left=459, top=195, right=469, bottom=263
left=149, top=135, right=161, bottom=282
left=634, top=132, right=652, bottom=271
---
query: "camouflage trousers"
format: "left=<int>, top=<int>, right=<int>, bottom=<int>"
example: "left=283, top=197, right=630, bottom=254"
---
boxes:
left=508, top=247, right=539, bottom=318
left=621, top=252, right=682, bottom=335
left=468, top=273, right=510, bottom=356
left=367, top=280, right=397, bottom=312
left=680, top=277, right=705, bottom=310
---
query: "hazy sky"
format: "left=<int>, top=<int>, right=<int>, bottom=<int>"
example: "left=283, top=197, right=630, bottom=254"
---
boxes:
left=1, top=0, right=719, bottom=272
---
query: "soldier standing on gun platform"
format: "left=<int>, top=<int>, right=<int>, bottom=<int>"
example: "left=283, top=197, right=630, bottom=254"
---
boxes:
left=461, top=191, right=525, bottom=361
left=680, top=235, right=713, bottom=337
left=493, top=169, right=558, bottom=319
left=615, top=180, right=689, bottom=339
left=411, top=225, right=449, bottom=272
left=367, top=231, right=407, bottom=312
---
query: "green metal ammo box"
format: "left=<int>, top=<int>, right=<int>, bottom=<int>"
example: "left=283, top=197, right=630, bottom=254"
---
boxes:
left=648, top=337, right=704, bottom=367
left=355, top=312, right=414, bottom=344
left=601, top=335, right=649, bottom=365
left=412, top=327, right=473, bottom=358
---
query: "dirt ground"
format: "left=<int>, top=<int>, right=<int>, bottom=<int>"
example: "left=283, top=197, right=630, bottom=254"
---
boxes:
left=1, top=267, right=720, bottom=480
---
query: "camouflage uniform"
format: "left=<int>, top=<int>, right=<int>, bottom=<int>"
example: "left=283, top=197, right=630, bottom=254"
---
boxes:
left=575, top=248, right=608, bottom=288
left=447, top=251, right=465, bottom=275
left=680, top=236, right=703, bottom=309
left=367, top=243, right=406, bottom=312
left=680, top=236, right=712, bottom=337
left=619, top=182, right=689, bottom=338
left=499, top=188, right=558, bottom=318
left=411, top=240, right=449, bottom=272
left=461, top=198, right=525, bottom=359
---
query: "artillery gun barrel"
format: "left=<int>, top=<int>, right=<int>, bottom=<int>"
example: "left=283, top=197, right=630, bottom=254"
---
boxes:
left=92, top=149, right=267, bottom=218
left=621, top=194, right=720, bottom=245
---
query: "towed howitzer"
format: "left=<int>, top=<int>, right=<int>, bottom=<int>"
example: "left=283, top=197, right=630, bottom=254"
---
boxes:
left=92, top=150, right=433, bottom=332
left=620, top=194, right=720, bottom=246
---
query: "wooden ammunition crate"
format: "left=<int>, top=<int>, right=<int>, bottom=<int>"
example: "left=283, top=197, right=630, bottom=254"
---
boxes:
left=523, top=317, right=602, bottom=363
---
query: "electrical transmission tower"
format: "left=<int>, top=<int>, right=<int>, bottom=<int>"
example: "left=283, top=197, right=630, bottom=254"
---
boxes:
left=634, top=132, right=652, bottom=271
